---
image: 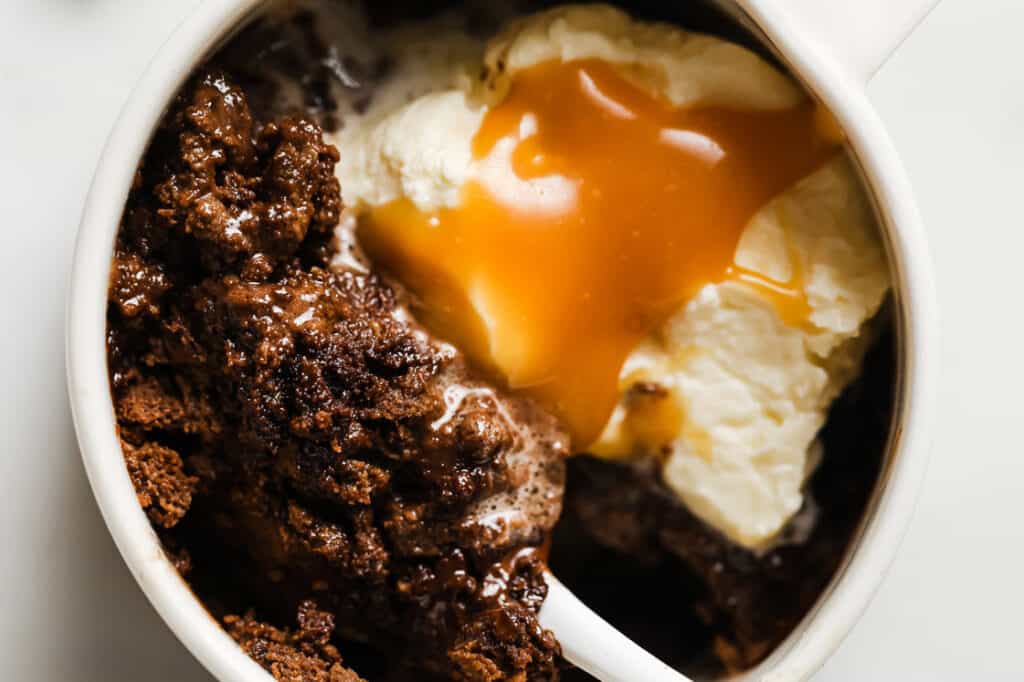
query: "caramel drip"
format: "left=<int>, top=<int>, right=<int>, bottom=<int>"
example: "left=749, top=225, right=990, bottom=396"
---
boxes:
left=360, top=59, right=837, bottom=447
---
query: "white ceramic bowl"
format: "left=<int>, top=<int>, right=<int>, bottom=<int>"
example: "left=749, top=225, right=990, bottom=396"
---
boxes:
left=66, top=1, right=941, bottom=680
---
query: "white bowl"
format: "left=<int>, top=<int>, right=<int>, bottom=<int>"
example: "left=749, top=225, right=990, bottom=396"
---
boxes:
left=66, top=1, right=941, bottom=680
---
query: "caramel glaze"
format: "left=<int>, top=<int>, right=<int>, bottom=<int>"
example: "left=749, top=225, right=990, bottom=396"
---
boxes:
left=360, top=58, right=838, bottom=447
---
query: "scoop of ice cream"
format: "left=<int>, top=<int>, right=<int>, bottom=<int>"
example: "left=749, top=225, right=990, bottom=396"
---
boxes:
left=591, top=157, right=889, bottom=548
left=332, top=4, right=890, bottom=549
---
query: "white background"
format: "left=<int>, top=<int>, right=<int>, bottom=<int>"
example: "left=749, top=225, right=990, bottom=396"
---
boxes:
left=1, top=0, right=1021, bottom=679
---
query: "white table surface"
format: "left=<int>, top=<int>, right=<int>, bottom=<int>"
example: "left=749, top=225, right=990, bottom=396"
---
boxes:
left=1, top=1, right=1020, bottom=679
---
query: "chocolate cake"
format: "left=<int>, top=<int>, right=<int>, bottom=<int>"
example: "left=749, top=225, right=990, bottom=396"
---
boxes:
left=108, top=69, right=565, bottom=681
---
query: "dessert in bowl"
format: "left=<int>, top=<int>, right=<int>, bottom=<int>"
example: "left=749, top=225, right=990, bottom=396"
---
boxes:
left=68, top=1, right=938, bottom=680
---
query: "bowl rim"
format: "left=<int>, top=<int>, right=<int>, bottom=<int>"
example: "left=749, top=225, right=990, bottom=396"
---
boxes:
left=65, top=1, right=940, bottom=681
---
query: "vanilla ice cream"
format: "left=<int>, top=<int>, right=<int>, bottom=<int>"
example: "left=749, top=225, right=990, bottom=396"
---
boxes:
left=591, top=157, right=889, bottom=548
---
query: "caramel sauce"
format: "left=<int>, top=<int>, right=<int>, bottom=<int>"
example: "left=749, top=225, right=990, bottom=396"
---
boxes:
left=359, top=59, right=838, bottom=447
left=726, top=263, right=811, bottom=327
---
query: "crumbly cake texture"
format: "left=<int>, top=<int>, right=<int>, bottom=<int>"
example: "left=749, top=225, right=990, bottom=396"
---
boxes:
left=226, top=602, right=366, bottom=682
left=107, top=68, right=566, bottom=681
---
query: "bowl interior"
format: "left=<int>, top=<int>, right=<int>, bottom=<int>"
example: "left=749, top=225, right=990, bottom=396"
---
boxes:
left=69, top=1, right=926, bottom=681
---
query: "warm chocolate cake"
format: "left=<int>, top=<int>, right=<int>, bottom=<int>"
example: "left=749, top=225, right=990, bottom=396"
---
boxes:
left=108, top=69, right=566, bottom=681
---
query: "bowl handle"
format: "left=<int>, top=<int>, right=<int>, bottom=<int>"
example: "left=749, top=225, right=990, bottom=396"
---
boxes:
left=772, top=0, right=941, bottom=84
